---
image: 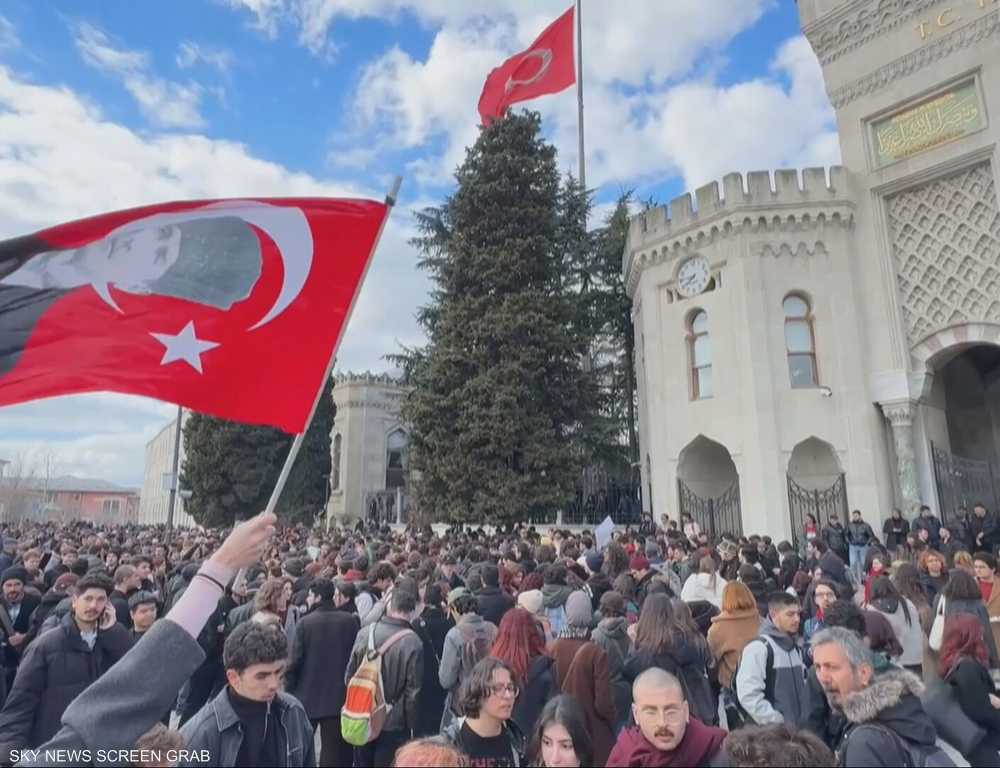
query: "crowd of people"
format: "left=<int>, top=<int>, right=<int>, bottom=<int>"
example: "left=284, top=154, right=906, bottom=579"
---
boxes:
left=0, top=502, right=995, bottom=767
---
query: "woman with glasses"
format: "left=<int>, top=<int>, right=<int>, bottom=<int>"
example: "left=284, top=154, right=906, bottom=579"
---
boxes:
left=442, top=657, right=526, bottom=767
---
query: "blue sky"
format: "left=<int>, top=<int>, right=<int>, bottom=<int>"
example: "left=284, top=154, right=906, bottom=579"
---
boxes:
left=0, top=0, right=840, bottom=485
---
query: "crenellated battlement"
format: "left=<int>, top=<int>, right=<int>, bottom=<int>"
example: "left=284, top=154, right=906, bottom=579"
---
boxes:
left=623, top=166, right=856, bottom=295
left=333, top=370, right=404, bottom=387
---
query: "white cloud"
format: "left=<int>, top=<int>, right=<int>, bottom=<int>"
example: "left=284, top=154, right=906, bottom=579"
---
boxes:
left=0, top=66, right=426, bottom=480
left=176, top=41, right=235, bottom=73
left=220, top=0, right=286, bottom=38
left=0, top=15, right=18, bottom=51
left=73, top=22, right=207, bottom=130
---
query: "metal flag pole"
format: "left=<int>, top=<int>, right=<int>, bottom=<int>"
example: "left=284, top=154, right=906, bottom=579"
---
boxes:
left=575, top=0, right=586, bottom=190
left=165, top=404, right=183, bottom=544
left=263, top=175, right=403, bottom=519
left=232, top=176, right=403, bottom=589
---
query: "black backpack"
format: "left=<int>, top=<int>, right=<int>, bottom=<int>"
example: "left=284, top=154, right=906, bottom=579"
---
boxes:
left=845, top=724, right=958, bottom=768
left=726, top=637, right=775, bottom=729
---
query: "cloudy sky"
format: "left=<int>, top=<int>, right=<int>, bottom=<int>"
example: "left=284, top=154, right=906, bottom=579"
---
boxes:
left=0, top=0, right=840, bottom=486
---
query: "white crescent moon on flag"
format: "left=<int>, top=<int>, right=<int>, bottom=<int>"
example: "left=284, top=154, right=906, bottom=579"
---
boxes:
left=505, top=48, right=553, bottom=94
left=95, top=200, right=313, bottom=331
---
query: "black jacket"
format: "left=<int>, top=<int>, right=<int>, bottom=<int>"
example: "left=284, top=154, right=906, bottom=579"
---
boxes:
left=285, top=603, right=360, bottom=720
left=412, top=607, right=451, bottom=737
left=345, top=616, right=424, bottom=734
left=969, top=510, right=1000, bottom=550
left=910, top=514, right=940, bottom=547
left=511, top=654, right=555, bottom=737
left=110, top=590, right=131, bottom=630
left=881, top=518, right=910, bottom=550
left=624, top=635, right=716, bottom=726
left=24, top=591, right=62, bottom=647
left=1, top=593, right=40, bottom=671
left=846, top=521, right=875, bottom=546
left=476, top=586, right=514, bottom=628
left=0, top=612, right=131, bottom=750
left=821, top=523, right=848, bottom=555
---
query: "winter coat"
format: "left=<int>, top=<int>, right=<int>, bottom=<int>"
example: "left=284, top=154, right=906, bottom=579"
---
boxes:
left=680, top=572, right=727, bottom=608
left=968, top=509, right=1000, bottom=551
left=982, top=576, right=1000, bottom=660
left=910, top=514, right=941, bottom=547
left=541, top=584, right=573, bottom=637
left=412, top=606, right=452, bottom=737
left=284, top=603, right=359, bottom=720
left=0, top=613, right=131, bottom=751
left=345, top=616, right=424, bottom=734
left=734, top=619, right=806, bottom=726
left=24, top=591, right=61, bottom=646
left=932, top=593, right=1000, bottom=669
left=562, top=642, right=615, bottom=766
left=882, top=518, right=910, bottom=551
left=549, top=636, right=588, bottom=690
left=869, top=597, right=923, bottom=667
left=0, top=593, right=40, bottom=671
left=821, top=523, right=848, bottom=556
left=624, top=634, right=717, bottom=726
left=511, top=654, right=555, bottom=737
left=592, top=616, right=632, bottom=727
left=836, top=668, right=937, bottom=768
left=439, top=613, right=497, bottom=727
left=846, top=520, right=875, bottom=547
left=180, top=687, right=315, bottom=767
left=707, top=607, right=760, bottom=690
left=476, top=586, right=514, bottom=628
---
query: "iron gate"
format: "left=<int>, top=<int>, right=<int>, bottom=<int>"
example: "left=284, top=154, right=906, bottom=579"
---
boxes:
left=563, top=481, right=642, bottom=526
left=787, top=473, right=848, bottom=548
left=678, top=479, right=743, bottom=539
left=931, top=441, right=999, bottom=526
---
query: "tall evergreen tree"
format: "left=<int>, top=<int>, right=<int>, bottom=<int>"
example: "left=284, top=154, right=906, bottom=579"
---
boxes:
left=181, top=379, right=334, bottom=527
left=398, top=112, right=597, bottom=524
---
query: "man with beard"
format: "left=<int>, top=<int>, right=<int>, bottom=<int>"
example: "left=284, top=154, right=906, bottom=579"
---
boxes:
left=606, top=668, right=726, bottom=767
left=0, top=574, right=130, bottom=752
left=811, top=627, right=943, bottom=767
left=0, top=567, right=40, bottom=693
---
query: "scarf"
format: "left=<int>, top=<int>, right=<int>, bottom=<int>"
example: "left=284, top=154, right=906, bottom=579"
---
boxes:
left=605, top=719, right=726, bottom=767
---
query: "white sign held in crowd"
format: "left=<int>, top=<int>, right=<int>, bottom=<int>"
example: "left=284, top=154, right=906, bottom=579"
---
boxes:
left=595, top=515, right=614, bottom=550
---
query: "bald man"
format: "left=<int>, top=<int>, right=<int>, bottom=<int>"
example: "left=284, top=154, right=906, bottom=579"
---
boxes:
left=606, top=668, right=727, bottom=767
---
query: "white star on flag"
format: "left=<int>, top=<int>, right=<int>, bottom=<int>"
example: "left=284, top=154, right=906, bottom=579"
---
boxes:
left=150, top=321, right=220, bottom=374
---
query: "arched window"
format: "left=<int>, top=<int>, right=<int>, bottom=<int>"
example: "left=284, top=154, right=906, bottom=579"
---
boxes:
left=784, top=294, right=818, bottom=388
left=386, top=429, right=408, bottom=490
left=689, top=310, right=712, bottom=399
left=331, top=434, right=342, bottom=491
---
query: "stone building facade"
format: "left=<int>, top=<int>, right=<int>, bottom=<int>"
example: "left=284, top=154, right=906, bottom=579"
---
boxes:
left=138, top=414, right=195, bottom=528
left=626, top=0, right=1000, bottom=541
left=325, top=372, right=409, bottom=526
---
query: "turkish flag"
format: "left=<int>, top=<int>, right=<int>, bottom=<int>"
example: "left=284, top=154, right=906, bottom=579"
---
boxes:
left=0, top=197, right=388, bottom=433
left=478, top=6, right=576, bottom=124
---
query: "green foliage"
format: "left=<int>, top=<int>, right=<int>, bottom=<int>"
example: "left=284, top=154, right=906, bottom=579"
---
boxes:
left=181, top=380, right=334, bottom=527
left=397, top=112, right=599, bottom=524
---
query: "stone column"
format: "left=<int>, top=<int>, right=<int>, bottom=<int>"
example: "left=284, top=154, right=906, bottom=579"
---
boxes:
left=881, top=401, right=921, bottom=514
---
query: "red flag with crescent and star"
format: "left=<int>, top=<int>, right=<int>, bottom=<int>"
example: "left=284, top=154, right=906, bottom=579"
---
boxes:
left=0, top=197, right=387, bottom=433
left=478, top=6, right=576, bottom=124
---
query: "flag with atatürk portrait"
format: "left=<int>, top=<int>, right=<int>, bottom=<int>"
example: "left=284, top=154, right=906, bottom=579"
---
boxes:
left=0, top=198, right=387, bottom=432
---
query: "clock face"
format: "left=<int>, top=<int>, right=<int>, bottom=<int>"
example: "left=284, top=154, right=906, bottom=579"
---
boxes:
left=677, top=256, right=711, bottom=297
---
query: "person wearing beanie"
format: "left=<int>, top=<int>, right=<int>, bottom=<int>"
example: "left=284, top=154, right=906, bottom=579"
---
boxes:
left=0, top=566, right=40, bottom=690
left=548, top=591, right=594, bottom=688
left=556, top=591, right=616, bottom=765
left=584, top=551, right=604, bottom=576
left=517, top=589, right=552, bottom=643
left=630, top=554, right=659, bottom=607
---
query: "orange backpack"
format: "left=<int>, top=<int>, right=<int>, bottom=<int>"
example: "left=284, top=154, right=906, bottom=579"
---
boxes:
left=341, top=624, right=413, bottom=746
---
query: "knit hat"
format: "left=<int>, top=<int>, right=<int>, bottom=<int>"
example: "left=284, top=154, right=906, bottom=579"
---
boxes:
left=584, top=552, right=604, bottom=574
left=1, top=566, right=27, bottom=586
left=53, top=573, right=78, bottom=592
left=717, top=541, right=738, bottom=559
left=629, top=554, right=650, bottom=572
left=565, top=590, right=593, bottom=629
left=517, top=589, right=544, bottom=617
left=447, top=587, right=469, bottom=606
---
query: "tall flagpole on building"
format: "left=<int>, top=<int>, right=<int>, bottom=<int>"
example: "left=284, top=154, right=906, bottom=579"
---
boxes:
left=575, top=0, right=586, bottom=190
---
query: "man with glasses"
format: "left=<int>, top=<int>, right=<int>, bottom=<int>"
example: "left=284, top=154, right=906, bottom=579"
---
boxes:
left=607, top=667, right=727, bottom=766
left=442, top=657, right=526, bottom=767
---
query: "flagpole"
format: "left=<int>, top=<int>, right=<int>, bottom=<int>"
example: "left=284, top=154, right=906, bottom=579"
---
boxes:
left=575, top=0, right=585, bottom=190
left=230, top=177, right=402, bottom=591
left=165, top=404, right=183, bottom=544
left=262, top=175, right=403, bottom=522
